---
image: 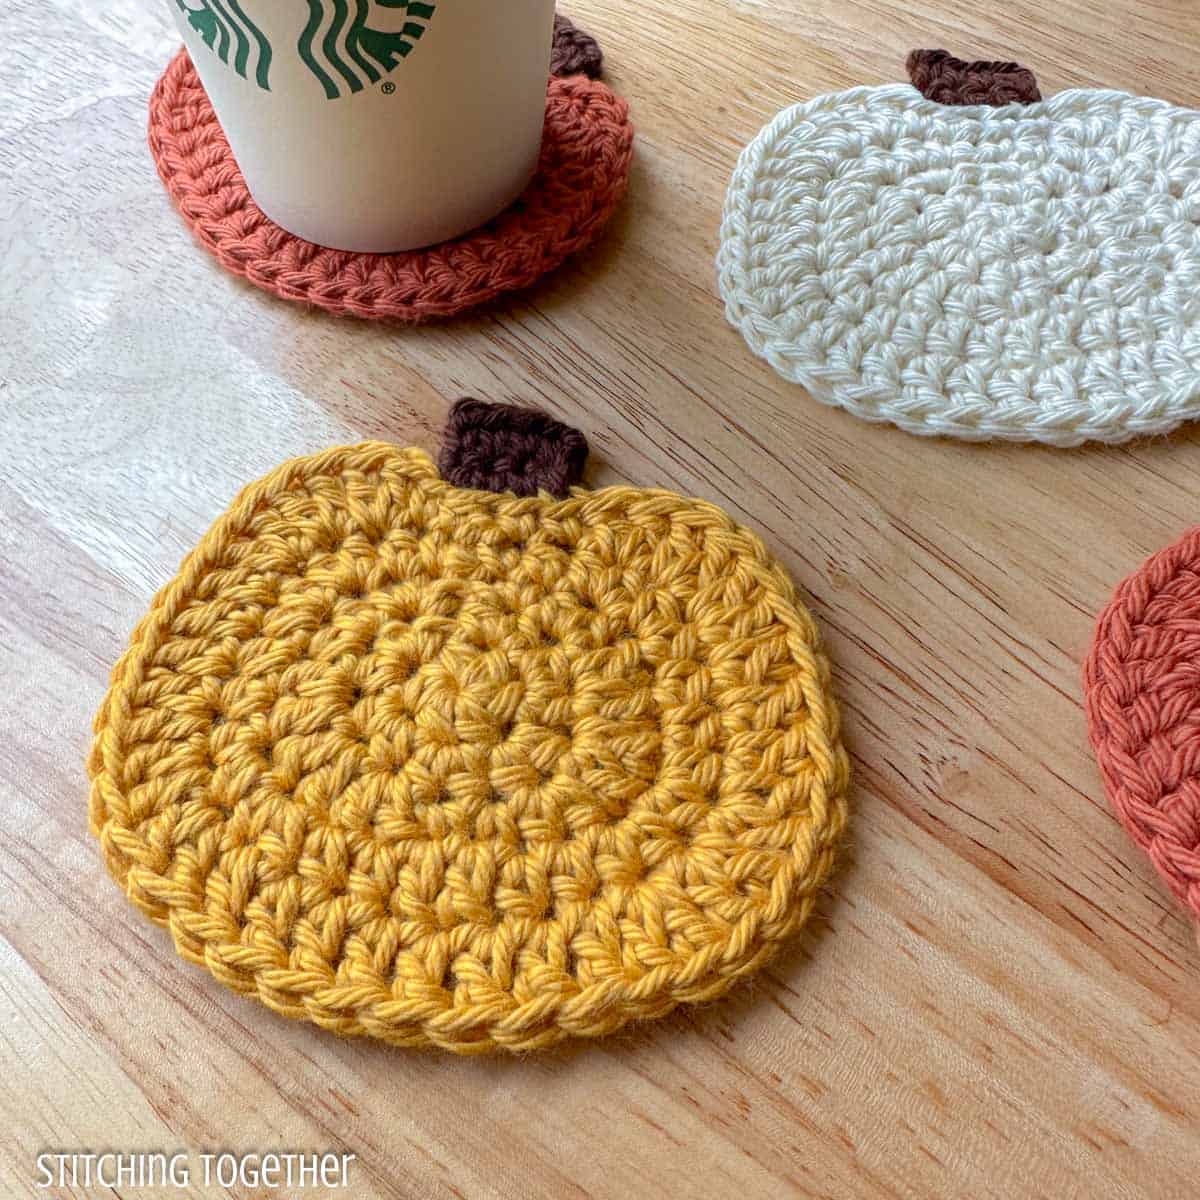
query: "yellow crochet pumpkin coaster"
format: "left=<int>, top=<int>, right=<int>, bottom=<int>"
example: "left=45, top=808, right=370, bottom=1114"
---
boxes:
left=89, top=402, right=849, bottom=1053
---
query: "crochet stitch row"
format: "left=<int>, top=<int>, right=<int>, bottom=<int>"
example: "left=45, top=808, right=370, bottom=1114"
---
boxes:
left=149, top=49, right=633, bottom=321
left=719, top=86, right=1200, bottom=444
left=1085, top=529, right=1200, bottom=924
left=89, top=443, right=850, bottom=1052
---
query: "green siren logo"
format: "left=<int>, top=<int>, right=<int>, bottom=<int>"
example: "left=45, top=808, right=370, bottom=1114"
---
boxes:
left=176, top=1, right=435, bottom=98
left=175, top=0, right=272, bottom=90
left=299, top=1, right=437, bottom=99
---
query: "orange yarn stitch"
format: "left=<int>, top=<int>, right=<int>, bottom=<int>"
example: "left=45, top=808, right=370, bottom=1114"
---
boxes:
left=148, top=50, right=633, bottom=321
left=1085, top=528, right=1200, bottom=924
left=88, top=441, right=850, bottom=1053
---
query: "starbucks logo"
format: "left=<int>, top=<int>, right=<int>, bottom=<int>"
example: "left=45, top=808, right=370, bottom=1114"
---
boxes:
left=177, top=0, right=436, bottom=98
left=175, top=0, right=272, bottom=91
left=299, top=1, right=437, bottom=99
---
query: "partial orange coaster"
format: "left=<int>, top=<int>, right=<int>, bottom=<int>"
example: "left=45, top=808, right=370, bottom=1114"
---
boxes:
left=148, top=50, right=633, bottom=321
left=1084, top=529, right=1200, bottom=925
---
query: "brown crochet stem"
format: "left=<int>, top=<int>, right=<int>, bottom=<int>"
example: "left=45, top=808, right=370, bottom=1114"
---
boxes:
left=439, top=399, right=589, bottom=498
left=551, top=13, right=604, bottom=79
left=907, top=49, right=1041, bottom=106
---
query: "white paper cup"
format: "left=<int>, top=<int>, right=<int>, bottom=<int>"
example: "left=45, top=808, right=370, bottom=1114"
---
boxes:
left=167, top=1, right=556, bottom=251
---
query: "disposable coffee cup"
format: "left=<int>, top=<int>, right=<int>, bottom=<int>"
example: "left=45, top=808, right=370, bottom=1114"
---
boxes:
left=168, top=1, right=556, bottom=252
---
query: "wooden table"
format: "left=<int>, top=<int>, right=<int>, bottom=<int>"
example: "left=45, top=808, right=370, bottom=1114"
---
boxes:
left=3, top=1, right=1198, bottom=1196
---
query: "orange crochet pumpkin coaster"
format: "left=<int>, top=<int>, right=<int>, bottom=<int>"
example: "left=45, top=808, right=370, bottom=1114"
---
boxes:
left=88, top=403, right=849, bottom=1053
left=1085, top=529, right=1200, bottom=925
left=148, top=50, right=633, bottom=321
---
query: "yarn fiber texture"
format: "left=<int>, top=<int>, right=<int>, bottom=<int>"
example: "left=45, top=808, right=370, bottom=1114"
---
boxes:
left=439, top=398, right=588, bottom=498
left=907, top=49, right=1041, bottom=106
left=88, top=443, right=850, bottom=1053
left=1085, top=529, right=1200, bottom=924
left=552, top=12, right=604, bottom=80
left=148, top=50, right=633, bottom=321
left=718, top=86, right=1200, bottom=444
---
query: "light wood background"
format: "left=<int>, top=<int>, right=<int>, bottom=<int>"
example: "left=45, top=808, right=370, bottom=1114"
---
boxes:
left=3, top=0, right=1199, bottom=1196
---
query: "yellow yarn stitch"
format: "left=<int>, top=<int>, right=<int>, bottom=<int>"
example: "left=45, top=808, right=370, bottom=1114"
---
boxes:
left=88, top=444, right=849, bottom=1053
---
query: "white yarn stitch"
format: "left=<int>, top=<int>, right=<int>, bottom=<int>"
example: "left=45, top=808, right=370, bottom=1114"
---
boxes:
left=718, top=86, right=1200, bottom=445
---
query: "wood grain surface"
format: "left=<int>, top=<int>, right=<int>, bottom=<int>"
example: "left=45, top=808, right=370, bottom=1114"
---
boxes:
left=3, top=0, right=1199, bottom=1196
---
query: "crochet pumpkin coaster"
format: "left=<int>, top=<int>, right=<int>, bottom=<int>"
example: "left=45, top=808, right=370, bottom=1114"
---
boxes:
left=1085, top=530, right=1200, bottom=927
left=148, top=39, right=632, bottom=321
left=719, top=53, right=1200, bottom=445
left=89, top=401, right=850, bottom=1053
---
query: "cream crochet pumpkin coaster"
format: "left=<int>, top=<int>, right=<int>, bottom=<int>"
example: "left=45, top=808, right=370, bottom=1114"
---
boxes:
left=89, top=401, right=849, bottom=1053
left=719, top=53, right=1200, bottom=445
